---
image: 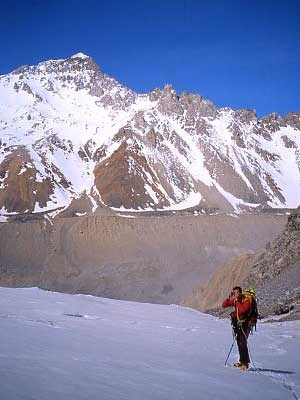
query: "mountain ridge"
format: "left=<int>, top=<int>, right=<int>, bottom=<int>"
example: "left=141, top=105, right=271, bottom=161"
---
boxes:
left=1, top=53, right=299, bottom=220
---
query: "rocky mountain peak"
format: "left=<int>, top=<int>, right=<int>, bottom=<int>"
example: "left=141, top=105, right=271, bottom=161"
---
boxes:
left=70, top=52, right=90, bottom=59
left=233, top=108, right=257, bottom=123
left=0, top=54, right=300, bottom=220
left=283, top=112, right=300, bottom=129
left=10, top=52, right=98, bottom=79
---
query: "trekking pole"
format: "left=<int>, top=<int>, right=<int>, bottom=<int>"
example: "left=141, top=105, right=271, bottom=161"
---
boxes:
left=224, top=335, right=236, bottom=366
left=247, top=341, right=257, bottom=370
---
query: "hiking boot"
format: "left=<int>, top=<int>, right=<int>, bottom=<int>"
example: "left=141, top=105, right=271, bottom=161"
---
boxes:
left=239, top=363, right=249, bottom=371
left=233, top=362, right=242, bottom=367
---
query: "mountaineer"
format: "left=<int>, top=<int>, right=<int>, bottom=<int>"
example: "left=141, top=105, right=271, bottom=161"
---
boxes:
left=222, top=286, right=257, bottom=370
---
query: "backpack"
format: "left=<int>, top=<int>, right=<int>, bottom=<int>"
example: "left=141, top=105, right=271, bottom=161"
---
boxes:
left=243, top=288, right=259, bottom=331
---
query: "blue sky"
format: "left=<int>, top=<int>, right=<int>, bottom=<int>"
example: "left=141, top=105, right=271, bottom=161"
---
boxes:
left=1, top=0, right=299, bottom=117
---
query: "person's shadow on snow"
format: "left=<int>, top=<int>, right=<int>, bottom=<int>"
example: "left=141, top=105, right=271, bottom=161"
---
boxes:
left=250, top=368, right=295, bottom=375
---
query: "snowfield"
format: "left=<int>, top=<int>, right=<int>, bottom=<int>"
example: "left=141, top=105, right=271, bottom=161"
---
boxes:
left=0, top=287, right=299, bottom=400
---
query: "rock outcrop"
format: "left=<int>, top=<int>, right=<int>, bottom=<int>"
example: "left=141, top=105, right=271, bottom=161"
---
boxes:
left=184, top=208, right=300, bottom=320
left=244, top=207, right=300, bottom=319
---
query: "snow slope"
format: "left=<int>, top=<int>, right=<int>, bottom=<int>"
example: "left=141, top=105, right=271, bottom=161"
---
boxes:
left=0, top=287, right=299, bottom=400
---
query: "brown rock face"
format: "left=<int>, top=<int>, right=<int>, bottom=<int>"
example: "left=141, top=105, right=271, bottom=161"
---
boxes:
left=182, top=253, right=256, bottom=312
left=94, top=141, right=170, bottom=209
left=0, top=213, right=286, bottom=304
left=0, top=146, right=54, bottom=213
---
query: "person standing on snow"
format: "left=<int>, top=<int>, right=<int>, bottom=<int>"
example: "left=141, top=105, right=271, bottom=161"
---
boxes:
left=222, top=286, right=252, bottom=370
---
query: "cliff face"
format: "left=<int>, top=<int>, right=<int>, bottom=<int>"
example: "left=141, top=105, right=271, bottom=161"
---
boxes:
left=0, top=213, right=285, bottom=303
left=0, top=146, right=54, bottom=213
left=184, top=208, right=300, bottom=320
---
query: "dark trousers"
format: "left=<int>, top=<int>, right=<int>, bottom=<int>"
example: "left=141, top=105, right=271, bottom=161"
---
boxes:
left=234, top=322, right=250, bottom=364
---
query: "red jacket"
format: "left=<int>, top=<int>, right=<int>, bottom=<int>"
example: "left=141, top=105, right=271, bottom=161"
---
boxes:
left=222, top=295, right=251, bottom=321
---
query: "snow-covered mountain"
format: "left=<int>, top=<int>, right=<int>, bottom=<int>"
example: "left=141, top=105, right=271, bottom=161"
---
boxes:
left=1, top=287, right=299, bottom=400
left=1, top=52, right=299, bottom=217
